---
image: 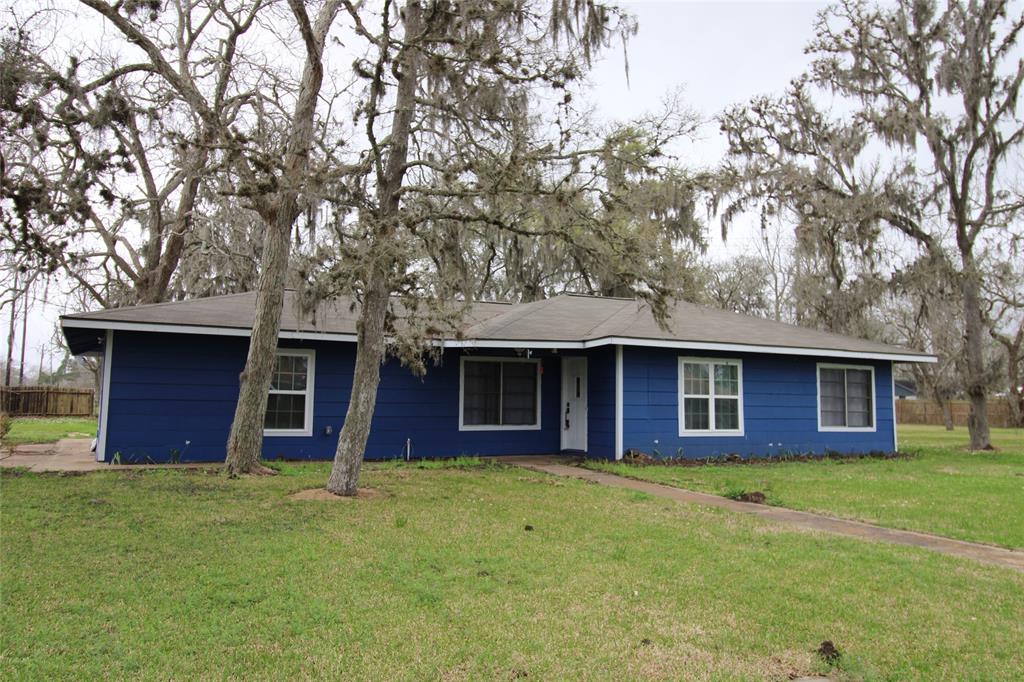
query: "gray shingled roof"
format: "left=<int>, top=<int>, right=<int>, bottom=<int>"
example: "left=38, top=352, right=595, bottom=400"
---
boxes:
left=61, top=290, right=934, bottom=361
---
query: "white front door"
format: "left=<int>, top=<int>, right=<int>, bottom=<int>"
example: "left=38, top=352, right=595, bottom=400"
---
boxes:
left=561, top=356, right=588, bottom=452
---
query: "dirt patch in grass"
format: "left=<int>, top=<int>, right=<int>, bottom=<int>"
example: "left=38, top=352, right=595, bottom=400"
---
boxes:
left=288, top=487, right=385, bottom=501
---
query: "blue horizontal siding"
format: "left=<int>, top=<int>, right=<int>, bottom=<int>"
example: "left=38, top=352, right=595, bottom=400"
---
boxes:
left=584, top=346, right=616, bottom=459
left=106, top=331, right=614, bottom=463
left=621, top=346, right=895, bottom=458
left=103, top=330, right=895, bottom=463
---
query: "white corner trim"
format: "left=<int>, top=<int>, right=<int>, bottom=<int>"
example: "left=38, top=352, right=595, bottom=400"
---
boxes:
left=891, top=364, right=899, bottom=451
left=816, top=362, right=878, bottom=433
left=677, top=356, right=745, bottom=437
left=263, top=348, right=316, bottom=437
left=458, top=355, right=542, bottom=431
left=615, top=345, right=623, bottom=460
left=97, top=329, right=113, bottom=462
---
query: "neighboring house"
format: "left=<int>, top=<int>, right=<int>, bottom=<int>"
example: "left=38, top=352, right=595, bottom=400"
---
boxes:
left=60, top=292, right=935, bottom=464
left=894, top=378, right=919, bottom=400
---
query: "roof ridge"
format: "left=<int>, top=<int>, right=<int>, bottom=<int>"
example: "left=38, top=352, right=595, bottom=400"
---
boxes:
left=563, top=292, right=635, bottom=301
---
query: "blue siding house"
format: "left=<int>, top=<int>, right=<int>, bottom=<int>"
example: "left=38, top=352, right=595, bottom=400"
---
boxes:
left=60, top=292, right=934, bottom=464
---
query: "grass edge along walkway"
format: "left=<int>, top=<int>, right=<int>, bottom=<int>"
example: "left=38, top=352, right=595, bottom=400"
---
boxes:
left=501, top=457, right=1024, bottom=572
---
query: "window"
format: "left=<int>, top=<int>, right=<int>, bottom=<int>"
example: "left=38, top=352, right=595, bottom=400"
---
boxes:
left=460, top=357, right=541, bottom=430
left=817, top=364, right=875, bottom=431
left=264, top=349, right=315, bottom=436
left=678, top=358, right=743, bottom=436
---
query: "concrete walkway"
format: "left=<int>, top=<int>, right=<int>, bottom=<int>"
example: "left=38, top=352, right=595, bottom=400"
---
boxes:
left=503, top=457, right=1024, bottom=572
left=0, top=439, right=211, bottom=472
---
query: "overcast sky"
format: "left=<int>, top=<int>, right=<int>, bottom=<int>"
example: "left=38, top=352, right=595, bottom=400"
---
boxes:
left=10, top=0, right=830, bottom=375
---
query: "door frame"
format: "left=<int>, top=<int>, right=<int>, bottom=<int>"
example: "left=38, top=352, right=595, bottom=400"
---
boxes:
left=560, top=356, right=588, bottom=452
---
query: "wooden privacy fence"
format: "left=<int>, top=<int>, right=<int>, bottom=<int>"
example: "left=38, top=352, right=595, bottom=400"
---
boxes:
left=896, top=399, right=1018, bottom=428
left=0, top=386, right=96, bottom=417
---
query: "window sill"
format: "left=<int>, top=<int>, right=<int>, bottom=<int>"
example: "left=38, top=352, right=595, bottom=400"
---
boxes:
left=264, top=429, right=313, bottom=438
left=818, top=426, right=877, bottom=433
left=678, top=430, right=745, bottom=438
left=459, top=424, right=542, bottom=432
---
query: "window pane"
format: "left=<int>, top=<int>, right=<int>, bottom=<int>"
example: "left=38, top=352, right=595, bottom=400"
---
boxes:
left=684, top=397, right=710, bottom=430
left=820, top=368, right=846, bottom=426
left=714, top=398, right=739, bottom=430
left=463, top=361, right=501, bottom=425
left=683, top=363, right=709, bottom=395
left=820, top=368, right=845, bottom=398
left=271, top=354, right=308, bottom=391
left=821, top=409, right=846, bottom=427
left=502, top=362, right=537, bottom=425
left=847, top=369, right=872, bottom=427
left=848, top=407, right=872, bottom=427
left=265, top=393, right=306, bottom=430
left=846, top=370, right=870, bottom=396
left=714, top=364, right=739, bottom=396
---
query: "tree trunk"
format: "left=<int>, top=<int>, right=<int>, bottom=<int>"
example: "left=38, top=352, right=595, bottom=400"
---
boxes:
left=1009, top=348, right=1024, bottom=428
left=17, top=280, right=29, bottom=385
left=325, top=0, right=423, bottom=495
left=960, top=268, right=992, bottom=449
left=326, top=269, right=390, bottom=495
left=5, top=271, right=18, bottom=387
left=224, top=219, right=290, bottom=475
left=941, top=400, right=954, bottom=431
left=222, top=0, right=339, bottom=475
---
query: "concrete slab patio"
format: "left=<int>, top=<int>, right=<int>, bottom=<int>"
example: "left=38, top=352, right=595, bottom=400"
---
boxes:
left=501, top=457, right=1024, bottom=573
left=0, top=439, right=211, bottom=472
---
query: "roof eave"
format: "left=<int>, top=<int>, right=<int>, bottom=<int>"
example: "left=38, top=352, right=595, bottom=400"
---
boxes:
left=60, top=317, right=936, bottom=363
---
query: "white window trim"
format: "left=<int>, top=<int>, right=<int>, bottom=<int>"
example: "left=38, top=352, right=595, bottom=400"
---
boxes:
left=459, top=356, right=542, bottom=431
left=677, top=356, right=744, bottom=437
left=264, top=348, right=316, bottom=437
left=817, top=362, right=876, bottom=433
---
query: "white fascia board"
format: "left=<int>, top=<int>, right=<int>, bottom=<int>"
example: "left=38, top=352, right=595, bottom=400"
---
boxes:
left=583, top=336, right=937, bottom=364
left=442, top=339, right=580, bottom=349
left=61, top=318, right=936, bottom=363
left=61, top=318, right=358, bottom=343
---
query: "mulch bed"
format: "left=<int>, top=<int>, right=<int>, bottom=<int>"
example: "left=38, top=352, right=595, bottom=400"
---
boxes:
left=621, top=449, right=916, bottom=468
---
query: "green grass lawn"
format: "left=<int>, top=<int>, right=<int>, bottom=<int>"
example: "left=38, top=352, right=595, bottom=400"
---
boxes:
left=585, top=425, right=1024, bottom=549
left=2, top=417, right=97, bottom=446
left=1, top=461, right=1022, bottom=680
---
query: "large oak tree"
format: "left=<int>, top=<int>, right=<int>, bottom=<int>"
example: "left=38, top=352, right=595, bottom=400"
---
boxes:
left=719, top=0, right=1024, bottom=449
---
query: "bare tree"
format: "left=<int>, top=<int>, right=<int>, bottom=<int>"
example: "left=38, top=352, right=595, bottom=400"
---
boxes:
left=277, top=0, right=708, bottom=496
left=985, top=251, right=1024, bottom=426
left=0, top=4, right=264, bottom=308
left=719, top=0, right=1024, bottom=449
left=462, top=99, right=706, bottom=303
left=888, top=252, right=966, bottom=430
left=752, top=221, right=795, bottom=323
left=49, top=0, right=349, bottom=474
left=222, top=0, right=342, bottom=476
left=699, top=255, right=773, bottom=318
